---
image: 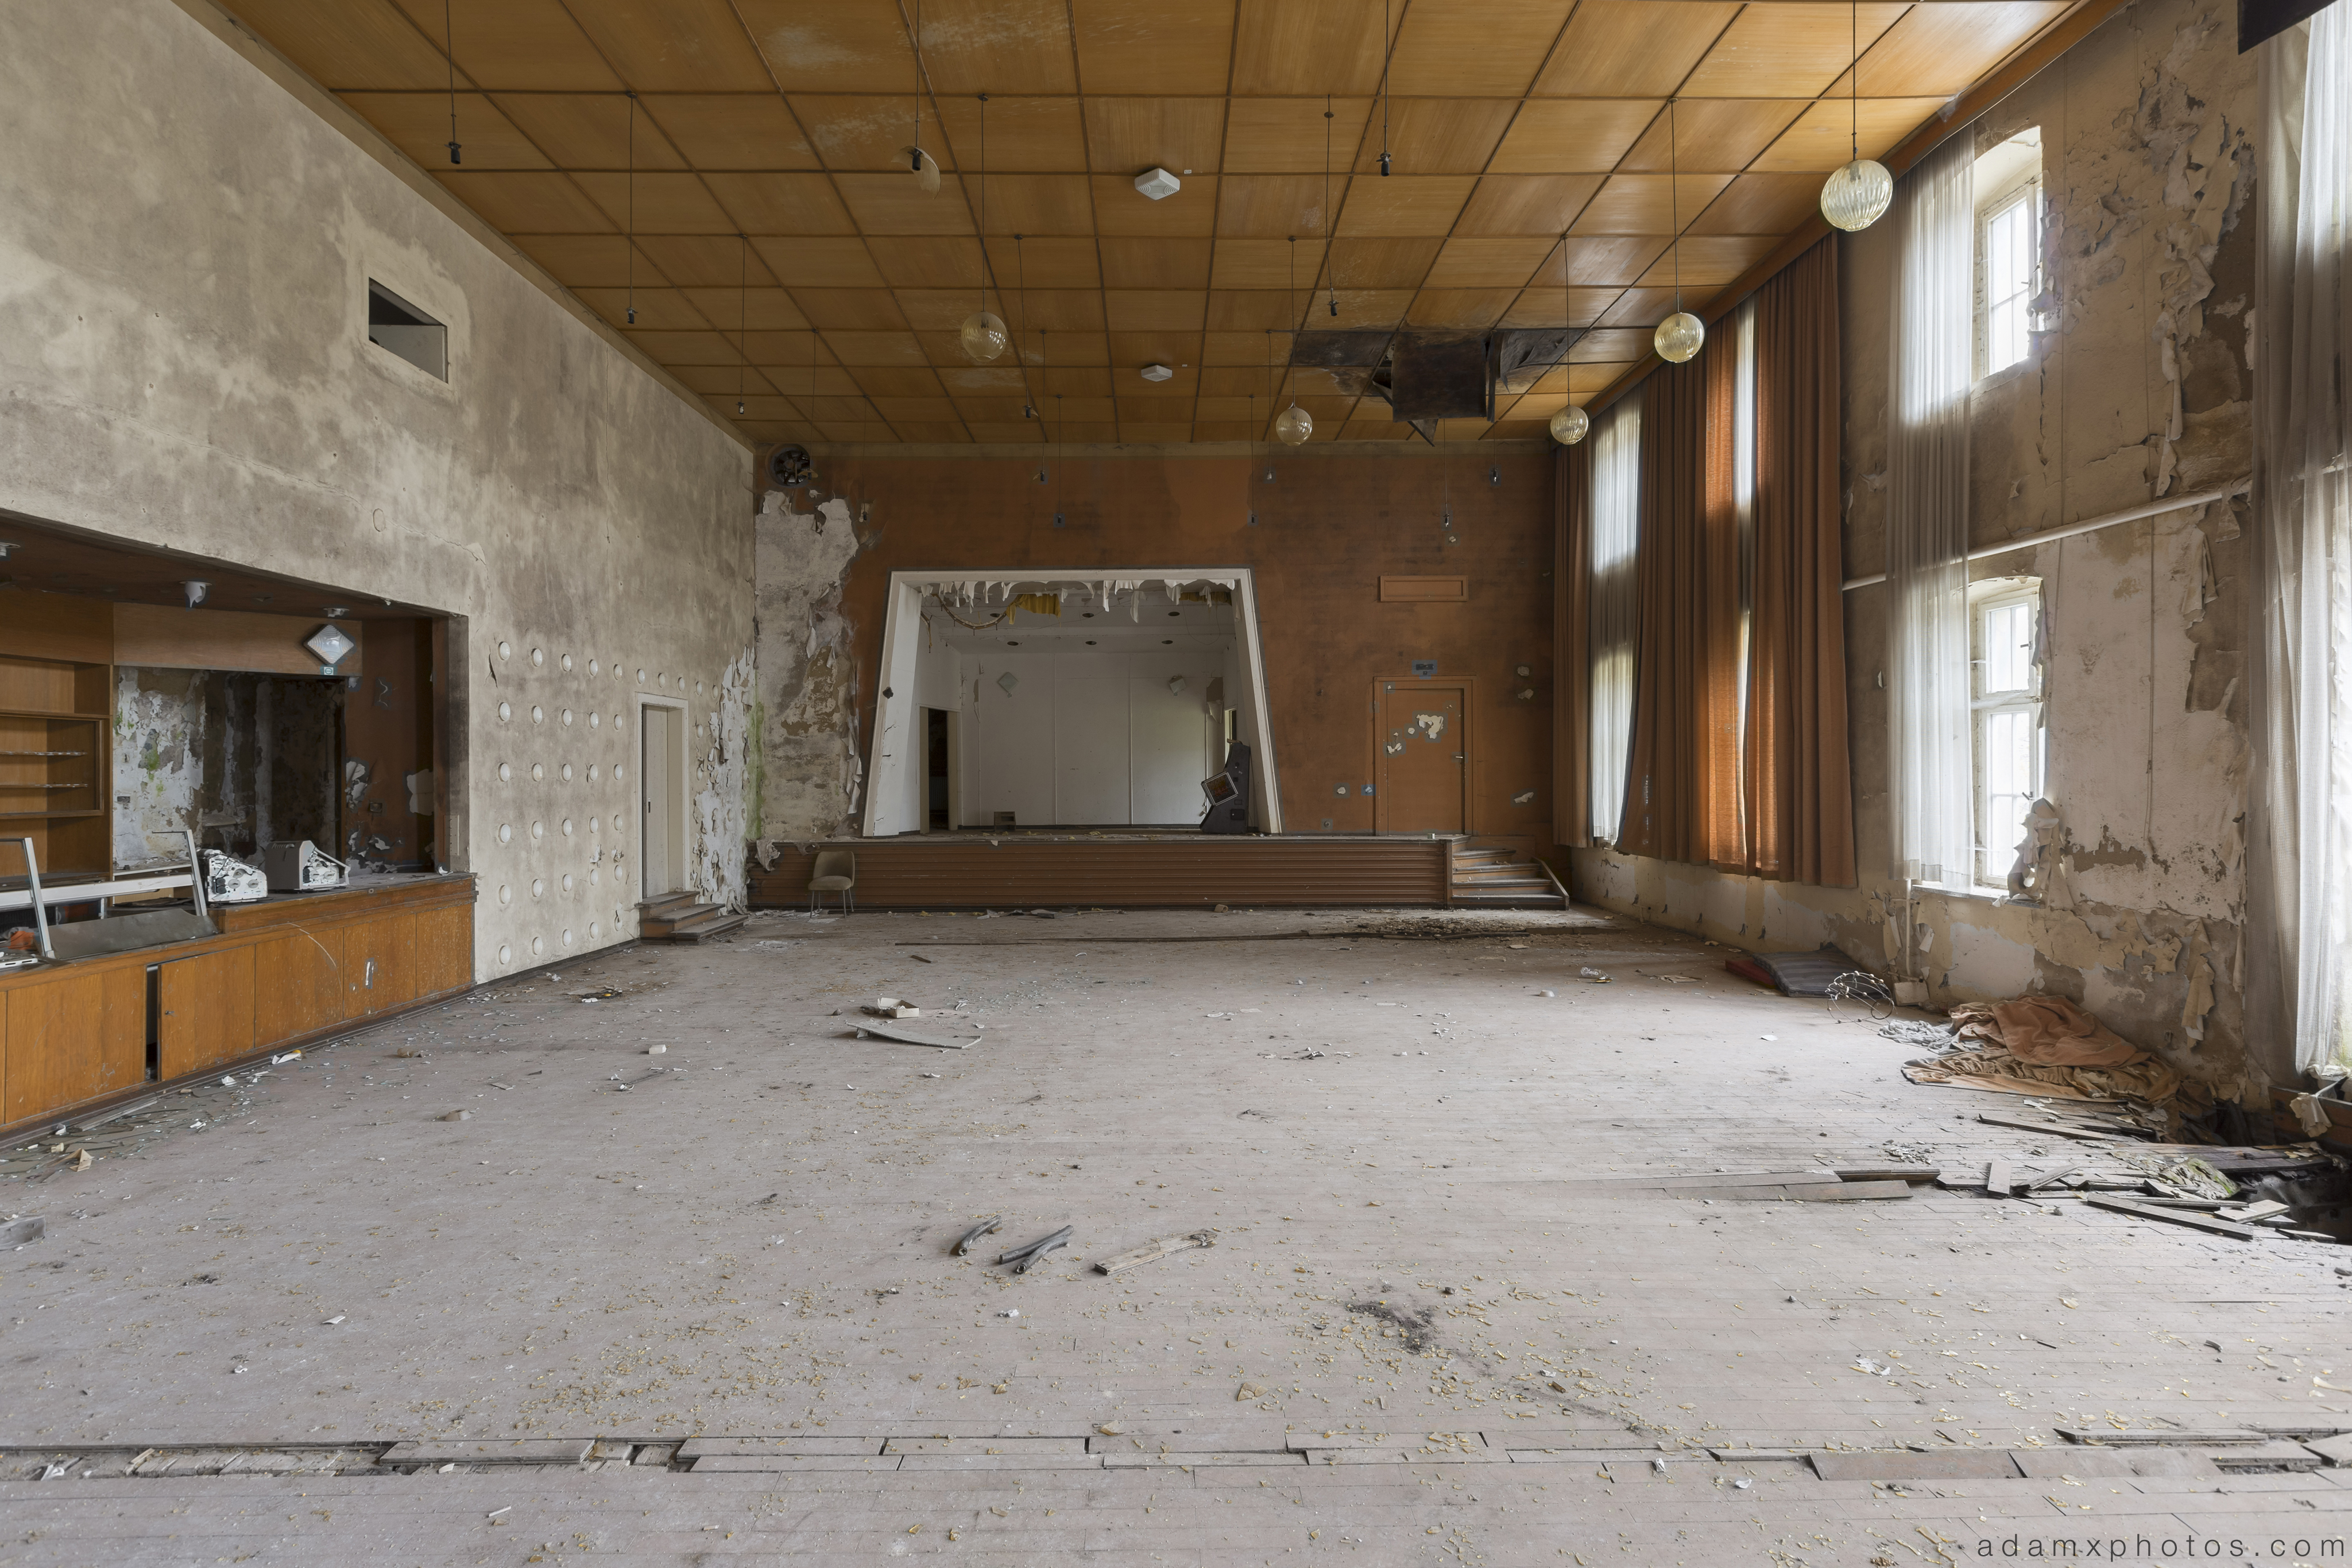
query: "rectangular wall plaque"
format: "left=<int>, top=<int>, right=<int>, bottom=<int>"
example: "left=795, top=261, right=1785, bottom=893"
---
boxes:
left=1379, top=576, right=1468, bottom=603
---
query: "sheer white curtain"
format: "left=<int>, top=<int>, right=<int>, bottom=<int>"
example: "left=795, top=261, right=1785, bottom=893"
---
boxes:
left=2253, top=11, right=2352, bottom=1077
left=1588, top=400, right=1641, bottom=843
left=1885, top=137, right=1975, bottom=886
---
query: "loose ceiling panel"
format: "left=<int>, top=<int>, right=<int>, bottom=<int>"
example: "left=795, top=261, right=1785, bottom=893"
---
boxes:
left=255, top=0, right=2096, bottom=444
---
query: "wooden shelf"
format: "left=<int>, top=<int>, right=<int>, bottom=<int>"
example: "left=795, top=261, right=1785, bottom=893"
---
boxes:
left=0, top=809, right=106, bottom=822
left=0, top=707, right=104, bottom=722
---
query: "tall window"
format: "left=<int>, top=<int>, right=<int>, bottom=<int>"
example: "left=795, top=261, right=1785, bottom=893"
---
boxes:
left=1588, top=401, right=1641, bottom=843
left=1972, top=129, right=2042, bottom=378
left=1970, top=578, right=2044, bottom=886
left=1730, top=297, right=1759, bottom=841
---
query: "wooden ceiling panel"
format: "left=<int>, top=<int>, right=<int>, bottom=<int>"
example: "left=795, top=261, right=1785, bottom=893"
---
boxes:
left=736, top=0, right=914, bottom=93
left=1216, top=175, right=1337, bottom=238
left=1090, top=172, right=1221, bottom=235
left=914, top=0, right=1082, bottom=94
left=1028, top=331, right=1111, bottom=364
left=1209, top=240, right=1306, bottom=289
left=1618, top=99, right=1810, bottom=174
left=668, top=364, right=778, bottom=396
left=1105, top=292, right=1210, bottom=332
left=1453, top=175, right=1604, bottom=236
left=1349, top=100, right=1519, bottom=175
left=1221, top=99, right=1372, bottom=175
left=851, top=367, right=950, bottom=397
left=1593, top=288, right=1680, bottom=327
left=574, top=172, right=738, bottom=233
left=1198, top=365, right=1275, bottom=394
left=869, top=397, right=963, bottom=422
left=633, top=234, right=779, bottom=287
left=225, top=0, right=469, bottom=91
left=1205, top=290, right=1306, bottom=330
left=1487, top=100, right=1661, bottom=175
left=1680, top=3, right=1908, bottom=99
left=572, top=287, right=710, bottom=331
left=1495, top=288, right=1618, bottom=328
left=1423, top=236, right=1556, bottom=289
left=559, top=0, right=778, bottom=92
left=640, top=96, right=821, bottom=171
left=1531, top=1, right=1739, bottom=97
left=1407, top=289, right=1517, bottom=328
left=822, top=330, right=930, bottom=365
left=1833, top=2, right=2069, bottom=97
left=1326, top=237, right=1445, bottom=289
left=1634, top=235, right=1784, bottom=289
left=678, top=287, right=809, bottom=331
left=1568, top=361, right=1634, bottom=391
left=1193, top=397, right=1258, bottom=420
left=791, top=96, right=955, bottom=172
left=1568, top=175, right=1736, bottom=235
left=1100, top=237, right=1216, bottom=289
left=746, top=336, right=850, bottom=370
left=1333, top=176, right=1473, bottom=237
left=979, top=175, right=1096, bottom=235
left=1388, top=0, right=1572, bottom=96
left=1069, top=0, right=1237, bottom=94
left=790, top=289, right=912, bottom=331
left=508, top=233, right=644, bottom=287
left=987, top=236, right=1102, bottom=288
left=871, top=237, right=985, bottom=289
left=496, top=94, right=687, bottom=169
left=436, top=172, right=613, bottom=232
left=1108, top=331, right=1206, bottom=369
left=389, top=0, right=617, bottom=90
left=1317, top=289, right=1415, bottom=328
left=1083, top=99, right=1228, bottom=177
left=1007, top=290, right=1109, bottom=332
left=1038, top=367, right=1115, bottom=396
left=754, top=236, right=888, bottom=288
left=938, top=366, right=1031, bottom=393
left=706, top=173, right=860, bottom=234
left=937, top=96, right=1093, bottom=174
left=1540, top=235, right=1672, bottom=287
left=889, top=423, right=977, bottom=442
left=833, top=173, right=977, bottom=235
left=1231, top=0, right=1396, bottom=95
left=1751, top=96, right=1952, bottom=172
left=1688, top=172, right=1833, bottom=236
left=626, top=330, right=745, bottom=364
left=342, top=93, right=551, bottom=170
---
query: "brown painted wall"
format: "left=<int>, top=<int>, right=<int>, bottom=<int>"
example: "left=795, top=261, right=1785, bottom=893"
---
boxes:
left=764, top=452, right=1560, bottom=853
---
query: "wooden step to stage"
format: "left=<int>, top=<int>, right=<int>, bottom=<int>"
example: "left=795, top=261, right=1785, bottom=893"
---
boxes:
left=1448, top=843, right=1568, bottom=908
left=637, top=893, right=747, bottom=942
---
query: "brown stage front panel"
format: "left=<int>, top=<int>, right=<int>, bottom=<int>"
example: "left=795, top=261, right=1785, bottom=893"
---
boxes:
left=746, top=838, right=1451, bottom=909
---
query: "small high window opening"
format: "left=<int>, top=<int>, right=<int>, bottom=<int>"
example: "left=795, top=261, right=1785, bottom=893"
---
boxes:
left=1972, top=129, right=2043, bottom=379
left=368, top=280, right=446, bottom=381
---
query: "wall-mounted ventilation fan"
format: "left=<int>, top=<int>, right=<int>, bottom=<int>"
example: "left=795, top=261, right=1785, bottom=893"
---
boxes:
left=767, top=445, right=813, bottom=487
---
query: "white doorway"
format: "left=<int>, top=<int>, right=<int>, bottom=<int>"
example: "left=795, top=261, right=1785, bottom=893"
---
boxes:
left=638, top=698, right=687, bottom=896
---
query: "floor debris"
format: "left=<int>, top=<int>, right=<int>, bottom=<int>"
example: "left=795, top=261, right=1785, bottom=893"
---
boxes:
left=953, top=1216, right=1002, bottom=1256
left=1093, top=1230, right=1216, bottom=1275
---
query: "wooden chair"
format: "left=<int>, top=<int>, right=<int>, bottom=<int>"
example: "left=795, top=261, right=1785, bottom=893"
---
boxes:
left=808, top=849, right=856, bottom=913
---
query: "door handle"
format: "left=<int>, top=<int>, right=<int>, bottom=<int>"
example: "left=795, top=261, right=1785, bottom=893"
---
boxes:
left=365, top=958, right=376, bottom=989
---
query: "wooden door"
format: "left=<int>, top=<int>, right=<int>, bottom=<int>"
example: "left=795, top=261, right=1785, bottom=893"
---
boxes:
left=252, top=927, right=345, bottom=1048
left=413, top=904, right=472, bottom=997
left=3, top=968, right=144, bottom=1123
left=157, top=947, right=257, bottom=1079
left=345, top=914, right=417, bottom=1016
left=1376, top=682, right=1468, bottom=833
left=641, top=706, right=678, bottom=895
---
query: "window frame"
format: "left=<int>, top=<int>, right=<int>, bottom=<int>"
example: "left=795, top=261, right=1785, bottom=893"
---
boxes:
left=1967, top=576, right=2045, bottom=889
left=1971, top=130, right=2044, bottom=382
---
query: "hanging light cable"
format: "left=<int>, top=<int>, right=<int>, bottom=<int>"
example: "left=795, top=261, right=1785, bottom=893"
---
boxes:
left=624, top=90, right=637, bottom=324
left=900, top=0, right=940, bottom=192
left=736, top=233, right=748, bottom=416
left=1276, top=238, right=1312, bottom=444
left=1653, top=99, right=1705, bottom=365
left=1378, top=0, right=1392, bottom=175
left=1820, top=0, right=1893, bottom=231
left=443, top=0, right=461, bottom=164
left=961, top=92, right=1008, bottom=361
left=1322, top=96, right=1339, bottom=316
left=1015, top=234, right=1036, bottom=418
left=1548, top=211, right=1588, bottom=445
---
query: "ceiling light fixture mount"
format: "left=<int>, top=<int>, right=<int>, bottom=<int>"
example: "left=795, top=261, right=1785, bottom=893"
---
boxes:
left=900, top=0, right=940, bottom=193
left=1134, top=167, right=1181, bottom=200
left=1653, top=98, right=1705, bottom=366
left=1549, top=208, right=1588, bottom=446
left=441, top=0, right=460, bottom=165
left=1820, top=0, right=1893, bottom=231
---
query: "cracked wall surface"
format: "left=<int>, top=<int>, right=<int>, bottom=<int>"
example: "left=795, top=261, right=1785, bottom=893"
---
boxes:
left=3, top=0, right=752, bottom=976
left=754, top=490, right=864, bottom=846
left=1573, top=0, right=2269, bottom=1093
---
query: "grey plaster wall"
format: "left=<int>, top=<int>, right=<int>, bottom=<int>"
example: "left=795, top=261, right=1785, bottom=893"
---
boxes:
left=0, top=0, right=755, bottom=976
left=1573, top=0, right=2269, bottom=1093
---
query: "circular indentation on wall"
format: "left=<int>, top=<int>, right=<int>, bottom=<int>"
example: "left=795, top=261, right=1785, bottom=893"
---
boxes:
left=560, top=653, right=574, bottom=672
left=561, top=873, right=574, bottom=892
left=498, top=944, right=512, bottom=965
left=589, top=921, right=599, bottom=939
left=614, top=763, right=625, bottom=782
left=587, top=764, right=600, bottom=781
left=588, top=815, right=599, bottom=834
left=656, top=672, right=666, bottom=687
left=497, top=641, right=512, bottom=660
left=612, top=713, right=624, bottom=730
left=497, top=823, right=513, bottom=845
left=637, top=668, right=646, bottom=683
left=613, top=813, right=625, bottom=830
left=530, top=762, right=544, bottom=781
left=589, top=712, right=601, bottom=729
left=531, top=936, right=544, bottom=956
left=560, top=709, right=574, bottom=726
left=562, top=929, right=574, bottom=947
left=587, top=659, right=599, bottom=676
left=530, top=648, right=544, bottom=668
left=561, top=762, right=573, bottom=781
left=697, top=680, right=705, bottom=695
left=498, top=884, right=511, bottom=905
left=497, top=701, right=512, bottom=722
left=531, top=878, right=544, bottom=899
left=561, top=818, right=574, bottom=837
left=530, top=820, right=544, bottom=841
left=530, top=706, right=544, bottom=724
left=589, top=868, right=600, bottom=885
left=497, top=762, right=512, bottom=782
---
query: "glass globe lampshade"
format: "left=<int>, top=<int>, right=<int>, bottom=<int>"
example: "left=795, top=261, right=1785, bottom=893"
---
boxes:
left=1654, top=311, right=1705, bottom=365
left=1820, top=158, right=1893, bottom=233
left=1548, top=404, right=1590, bottom=446
left=959, top=311, right=1008, bottom=363
left=1274, top=403, right=1313, bottom=446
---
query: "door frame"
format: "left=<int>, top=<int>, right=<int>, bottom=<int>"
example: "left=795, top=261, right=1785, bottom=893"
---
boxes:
left=1370, top=676, right=1477, bottom=835
left=635, top=694, right=690, bottom=898
left=918, top=705, right=961, bottom=833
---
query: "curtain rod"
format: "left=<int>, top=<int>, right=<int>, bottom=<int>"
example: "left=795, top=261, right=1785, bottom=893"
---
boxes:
left=1840, top=477, right=2250, bottom=591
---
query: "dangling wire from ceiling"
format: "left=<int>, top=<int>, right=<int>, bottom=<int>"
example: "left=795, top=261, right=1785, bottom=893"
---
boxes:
left=736, top=233, right=748, bottom=416
left=443, top=0, right=461, bottom=164
left=623, top=90, right=636, bottom=324
left=1322, top=96, right=1338, bottom=317
left=1379, top=0, right=1392, bottom=176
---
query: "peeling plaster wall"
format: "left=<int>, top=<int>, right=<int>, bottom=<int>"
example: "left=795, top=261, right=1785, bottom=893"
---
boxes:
left=1573, top=0, right=2266, bottom=1093
left=113, top=668, right=340, bottom=869
left=1, top=0, right=752, bottom=976
left=754, top=492, right=864, bottom=845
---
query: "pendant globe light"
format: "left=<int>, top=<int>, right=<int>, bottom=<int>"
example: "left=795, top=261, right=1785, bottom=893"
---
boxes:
left=1653, top=98, right=1705, bottom=365
left=1274, top=237, right=1311, bottom=444
left=960, top=92, right=1008, bottom=363
left=1819, top=0, right=1893, bottom=231
left=1546, top=213, right=1589, bottom=446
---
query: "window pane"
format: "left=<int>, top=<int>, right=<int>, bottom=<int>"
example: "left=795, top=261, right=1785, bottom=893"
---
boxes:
left=1983, top=602, right=2032, bottom=691
left=1982, top=708, right=2035, bottom=866
left=1983, top=196, right=2033, bottom=373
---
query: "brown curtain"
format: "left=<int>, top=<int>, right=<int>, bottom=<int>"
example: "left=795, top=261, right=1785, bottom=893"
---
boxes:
left=1747, top=238, right=1856, bottom=885
left=1618, top=347, right=1741, bottom=864
left=1552, top=440, right=1591, bottom=849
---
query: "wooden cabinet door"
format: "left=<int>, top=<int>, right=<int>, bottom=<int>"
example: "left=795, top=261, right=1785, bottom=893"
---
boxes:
left=345, top=915, right=416, bottom=1016
left=413, top=904, right=473, bottom=998
left=157, top=947, right=257, bottom=1080
left=2, top=965, right=145, bottom=1125
left=253, top=927, right=345, bottom=1048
